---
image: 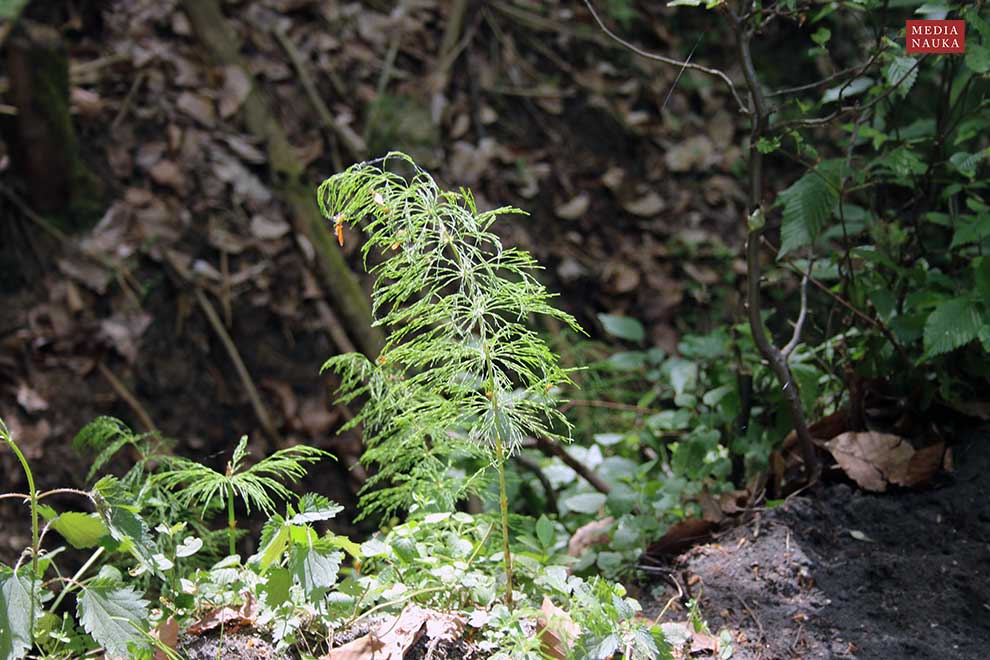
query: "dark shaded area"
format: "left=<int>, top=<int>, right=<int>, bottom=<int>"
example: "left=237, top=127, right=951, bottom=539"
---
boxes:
left=647, top=431, right=990, bottom=659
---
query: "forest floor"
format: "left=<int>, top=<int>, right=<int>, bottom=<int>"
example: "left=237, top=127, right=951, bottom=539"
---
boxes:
left=2, top=1, right=989, bottom=659
left=641, top=430, right=990, bottom=659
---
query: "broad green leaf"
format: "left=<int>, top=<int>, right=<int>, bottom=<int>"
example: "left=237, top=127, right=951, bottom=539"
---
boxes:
left=924, top=298, right=984, bottom=356
left=261, top=567, right=292, bottom=607
left=597, top=314, right=645, bottom=343
left=949, top=151, right=982, bottom=179
left=822, top=77, right=874, bottom=104
left=326, top=534, right=363, bottom=560
left=175, top=536, right=203, bottom=558
left=886, top=57, right=918, bottom=97
left=965, top=44, right=990, bottom=74
left=812, top=27, right=831, bottom=46
left=287, top=494, right=344, bottom=525
left=289, top=540, right=342, bottom=600
left=778, top=161, right=841, bottom=255
left=950, top=215, right=990, bottom=249
left=662, top=358, right=698, bottom=397
left=51, top=512, right=107, bottom=549
left=535, top=514, right=555, bottom=548
left=252, top=516, right=290, bottom=572
left=607, top=351, right=647, bottom=371
left=92, top=477, right=157, bottom=574
left=0, top=568, right=36, bottom=660
left=77, top=580, right=149, bottom=657
left=594, top=433, right=625, bottom=446
left=564, top=492, right=607, bottom=514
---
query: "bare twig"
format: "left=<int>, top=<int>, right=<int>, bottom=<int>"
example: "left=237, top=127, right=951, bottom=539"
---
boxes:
left=734, top=592, right=766, bottom=643
left=581, top=0, right=750, bottom=114
left=96, top=362, right=157, bottom=433
left=273, top=26, right=366, bottom=162
left=316, top=299, right=358, bottom=355
left=781, top=268, right=810, bottom=358
left=776, top=55, right=926, bottom=130
left=193, top=287, right=284, bottom=448
left=513, top=453, right=558, bottom=515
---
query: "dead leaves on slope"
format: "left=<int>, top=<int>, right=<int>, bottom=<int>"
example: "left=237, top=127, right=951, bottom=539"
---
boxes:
left=824, top=432, right=944, bottom=493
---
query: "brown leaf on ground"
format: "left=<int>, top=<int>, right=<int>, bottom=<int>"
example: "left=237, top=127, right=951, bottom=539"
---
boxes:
left=825, top=432, right=944, bottom=492
left=16, top=383, right=48, bottom=413
left=219, top=65, right=252, bottom=118
left=322, top=605, right=464, bottom=660
left=554, top=192, right=590, bottom=221
left=187, top=593, right=258, bottom=635
left=567, top=516, right=614, bottom=557
left=645, top=518, right=714, bottom=558
left=537, top=596, right=581, bottom=659
left=176, top=91, right=216, bottom=127
left=153, top=616, right=179, bottom=660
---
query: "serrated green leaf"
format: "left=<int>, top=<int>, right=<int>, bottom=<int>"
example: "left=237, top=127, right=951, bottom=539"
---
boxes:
left=965, top=44, right=990, bottom=74
left=77, top=580, right=149, bottom=657
left=289, top=540, right=342, bottom=600
left=261, top=567, right=292, bottom=607
left=886, top=57, right=918, bottom=96
left=535, top=514, right=555, bottom=548
left=778, top=161, right=841, bottom=255
left=564, top=492, right=607, bottom=514
left=288, top=494, right=344, bottom=525
left=0, top=568, right=36, bottom=660
left=951, top=215, right=990, bottom=249
left=949, top=151, right=983, bottom=179
left=92, top=478, right=157, bottom=574
left=598, top=314, right=645, bottom=343
left=325, top=534, right=363, bottom=560
left=51, top=512, right=108, bottom=549
left=252, top=516, right=290, bottom=572
left=923, top=298, right=984, bottom=356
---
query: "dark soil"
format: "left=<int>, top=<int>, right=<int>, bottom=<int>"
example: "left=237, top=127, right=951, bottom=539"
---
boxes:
left=646, top=430, right=990, bottom=659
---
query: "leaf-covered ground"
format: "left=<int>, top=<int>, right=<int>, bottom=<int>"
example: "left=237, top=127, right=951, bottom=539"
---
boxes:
left=2, top=1, right=989, bottom=658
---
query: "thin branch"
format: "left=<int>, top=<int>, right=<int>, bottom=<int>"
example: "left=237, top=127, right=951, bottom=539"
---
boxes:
left=194, top=287, right=284, bottom=448
left=782, top=268, right=810, bottom=358
left=97, top=362, right=157, bottom=433
left=513, top=453, right=558, bottom=515
left=273, top=25, right=366, bottom=162
left=581, top=0, right=750, bottom=114
left=776, top=54, right=926, bottom=131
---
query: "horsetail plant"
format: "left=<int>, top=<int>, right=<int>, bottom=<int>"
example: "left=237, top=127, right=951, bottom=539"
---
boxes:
left=318, top=152, right=583, bottom=606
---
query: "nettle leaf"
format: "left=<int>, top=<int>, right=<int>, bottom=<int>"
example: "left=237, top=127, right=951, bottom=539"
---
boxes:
left=598, top=314, right=645, bottom=343
left=923, top=298, right=984, bottom=357
left=51, top=512, right=108, bottom=549
left=289, top=539, right=342, bottom=600
left=949, top=151, right=983, bottom=179
left=950, top=215, right=990, bottom=249
left=77, top=579, right=149, bottom=657
left=886, top=57, right=918, bottom=96
left=288, top=494, right=344, bottom=525
left=0, top=568, right=36, bottom=660
left=92, top=477, right=158, bottom=574
left=252, top=516, right=290, bottom=572
left=778, top=160, right=841, bottom=255
left=965, top=43, right=990, bottom=74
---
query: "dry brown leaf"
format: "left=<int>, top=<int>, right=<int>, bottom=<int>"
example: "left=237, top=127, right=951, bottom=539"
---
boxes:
left=250, top=214, right=291, bottom=240
left=149, top=160, right=186, bottom=192
left=16, top=383, right=48, bottom=413
left=219, top=65, right=252, bottom=118
left=554, top=193, right=590, bottom=221
left=187, top=593, right=258, bottom=635
left=825, top=432, right=943, bottom=492
left=537, top=596, right=581, bottom=659
left=152, top=616, right=179, bottom=660
left=664, top=135, right=715, bottom=173
left=322, top=633, right=386, bottom=660
left=567, top=517, right=614, bottom=557
left=645, top=518, right=714, bottom=558
left=176, top=91, right=216, bottom=127
left=621, top=191, right=665, bottom=217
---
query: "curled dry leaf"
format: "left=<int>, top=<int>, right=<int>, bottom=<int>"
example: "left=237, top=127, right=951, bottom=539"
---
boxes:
left=554, top=193, right=590, bottom=221
left=321, top=604, right=464, bottom=660
left=567, top=516, right=614, bottom=557
left=538, top=596, right=581, bottom=659
left=824, top=432, right=944, bottom=492
left=621, top=190, right=665, bottom=217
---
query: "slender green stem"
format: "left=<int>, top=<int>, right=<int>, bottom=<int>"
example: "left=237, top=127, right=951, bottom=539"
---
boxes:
left=2, top=419, right=38, bottom=645
left=226, top=489, right=236, bottom=557
left=494, top=437, right=513, bottom=608
left=49, top=546, right=104, bottom=612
